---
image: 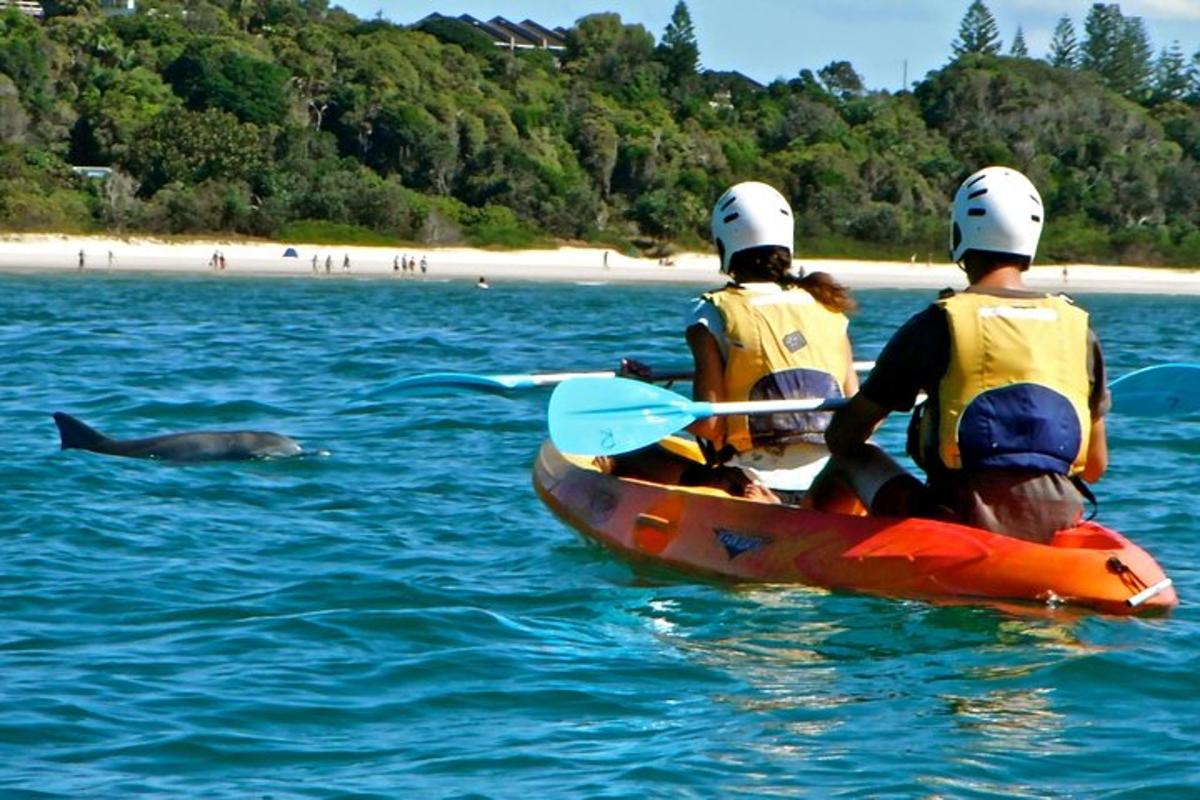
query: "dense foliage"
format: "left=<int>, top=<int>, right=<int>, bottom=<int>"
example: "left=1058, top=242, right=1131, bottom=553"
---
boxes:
left=3, top=0, right=1200, bottom=264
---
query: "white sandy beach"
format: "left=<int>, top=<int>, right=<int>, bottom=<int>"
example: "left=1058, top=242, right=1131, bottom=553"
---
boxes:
left=1, top=232, right=1198, bottom=294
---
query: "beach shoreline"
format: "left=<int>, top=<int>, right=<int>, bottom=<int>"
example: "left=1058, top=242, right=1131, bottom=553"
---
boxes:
left=2, top=232, right=1198, bottom=294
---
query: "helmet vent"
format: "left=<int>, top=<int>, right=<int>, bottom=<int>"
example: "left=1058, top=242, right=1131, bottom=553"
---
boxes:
left=968, top=208, right=986, bottom=217
left=1031, top=215, right=1041, bottom=222
left=968, top=189, right=988, bottom=199
left=723, top=212, right=740, bottom=223
left=720, top=196, right=738, bottom=211
left=966, top=174, right=987, bottom=188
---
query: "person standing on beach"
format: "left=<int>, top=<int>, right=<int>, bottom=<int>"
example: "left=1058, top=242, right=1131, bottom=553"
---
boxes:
left=607, top=181, right=859, bottom=502
left=808, top=166, right=1109, bottom=543
left=343, top=254, right=350, bottom=272
left=393, top=255, right=400, bottom=274
left=420, top=255, right=428, bottom=275
left=107, top=250, right=114, bottom=270
left=78, top=249, right=85, bottom=270
left=325, top=255, right=332, bottom=274
left=218, top=252, right=226, bottom=271
left=312, top=254, right=319, bottom=273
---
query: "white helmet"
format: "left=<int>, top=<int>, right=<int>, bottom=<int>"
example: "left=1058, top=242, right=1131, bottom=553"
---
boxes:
left=950, top=166, right=1044, bottom=263
left=711, top=181, right=794, bottom=274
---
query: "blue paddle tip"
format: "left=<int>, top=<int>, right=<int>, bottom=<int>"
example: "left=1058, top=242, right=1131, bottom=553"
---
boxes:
left=1111, top=363, right=1200, bottom=417
left=549, top=377, right=697, bottom=456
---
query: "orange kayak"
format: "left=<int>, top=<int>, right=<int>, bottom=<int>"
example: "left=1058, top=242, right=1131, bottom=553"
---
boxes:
left=533, top=439, right=1177, bottom=616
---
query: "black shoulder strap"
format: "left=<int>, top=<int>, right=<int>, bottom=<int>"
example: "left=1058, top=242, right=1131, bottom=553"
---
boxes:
left=1072, top=475, right=1099, bottom=521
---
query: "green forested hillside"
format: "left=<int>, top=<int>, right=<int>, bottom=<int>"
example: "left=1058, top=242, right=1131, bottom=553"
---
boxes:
left=3, top=0, right=1200, bottom=265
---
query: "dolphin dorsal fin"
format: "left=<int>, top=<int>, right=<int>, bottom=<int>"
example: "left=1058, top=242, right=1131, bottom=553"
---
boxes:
left=52, top=412, right=110, bottom=451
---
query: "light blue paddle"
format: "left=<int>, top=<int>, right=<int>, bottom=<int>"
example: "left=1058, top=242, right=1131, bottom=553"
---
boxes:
left=548, top=377, right=847, bottom=456
left=1109, top=363, right=1200, bottom=417
left=368, top=368, right=694, bottom=397
left=549, top=364, right=1200, bottom=456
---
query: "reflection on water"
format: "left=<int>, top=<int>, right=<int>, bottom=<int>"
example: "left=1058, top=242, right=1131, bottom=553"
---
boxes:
left=622, top=585, right=1111, bottom=794
left=942, top=688, right=1071, bottom=754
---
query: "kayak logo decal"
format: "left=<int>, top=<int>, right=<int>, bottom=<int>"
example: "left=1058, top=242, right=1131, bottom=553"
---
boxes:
left=715, top=528, right=770, bottom=559
left=588, top=488, right=618, bottom=523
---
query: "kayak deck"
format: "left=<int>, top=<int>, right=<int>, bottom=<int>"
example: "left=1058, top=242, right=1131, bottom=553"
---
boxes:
left=533, top=440, right=1177, bottom=615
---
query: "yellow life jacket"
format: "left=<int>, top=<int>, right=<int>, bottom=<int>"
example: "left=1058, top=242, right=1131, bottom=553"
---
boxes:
left=705, top=284, right=850, bottom=452
left=925, top=292, right=1091, bottom=475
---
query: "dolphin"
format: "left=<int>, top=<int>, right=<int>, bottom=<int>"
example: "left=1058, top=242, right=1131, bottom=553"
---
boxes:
left=52, top=412, right=303, bottom=462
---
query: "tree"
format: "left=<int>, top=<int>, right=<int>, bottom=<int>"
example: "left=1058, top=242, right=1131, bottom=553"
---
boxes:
left=165, top=44, right=291, bottom=126
left=1081, top=3, right=1151, bottom=98
left=1192, top=51, right=1200, bottom=104
left=126, top=108, right=267, bottom=194
left=1048, top=15, right=1079, bottom=69
left=952, top=1, right=1002, bottom=57
left=818, top=60, right=864, bottom=98
left=1010, top=26, right=1028, bottom=58
left=0, top=74, right=30, bottom=144
left=657, top=1, right=699, bottom=87
left=1114, top=15, right=1154, bottom=100
left=1152, top=41, right=1193, bottom=104
left=1082, top=3, right=1122, bottom=75
left=564, top=14, right=662, bottom=101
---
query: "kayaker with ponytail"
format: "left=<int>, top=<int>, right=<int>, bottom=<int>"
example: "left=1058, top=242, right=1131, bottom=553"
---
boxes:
left=811, top=166, right=1110, bottom=543
left=612, top=180, right=860, bottom=501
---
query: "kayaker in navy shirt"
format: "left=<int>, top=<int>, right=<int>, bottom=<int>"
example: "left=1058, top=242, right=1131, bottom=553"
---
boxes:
left=808, top=166, right=1110, bottom=543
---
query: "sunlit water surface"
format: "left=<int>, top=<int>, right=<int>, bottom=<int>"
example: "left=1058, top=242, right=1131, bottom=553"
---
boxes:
left=2, top=271, right=1197, bottom=798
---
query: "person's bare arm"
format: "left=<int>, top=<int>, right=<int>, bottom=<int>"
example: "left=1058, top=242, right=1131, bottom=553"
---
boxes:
left=1082, top=416, right=1108, bottom=483
left=686, top=324, right=726, bottom=441
left=841, top=336, right=860, bottom=396
left=825, top=393, right=889, bottom=456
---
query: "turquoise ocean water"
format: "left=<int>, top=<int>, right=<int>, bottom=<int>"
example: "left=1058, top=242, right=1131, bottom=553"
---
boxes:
left=2, top=270, right=1197, bottom=798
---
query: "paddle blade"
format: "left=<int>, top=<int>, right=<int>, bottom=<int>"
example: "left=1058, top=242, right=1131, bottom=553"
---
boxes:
left=1110, top=364, right=1200, bottom=417
left=548, top=377, right=705, bottom=456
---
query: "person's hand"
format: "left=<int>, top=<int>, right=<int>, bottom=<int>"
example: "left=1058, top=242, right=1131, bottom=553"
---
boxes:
left=618, top=358, right=654, bottom=381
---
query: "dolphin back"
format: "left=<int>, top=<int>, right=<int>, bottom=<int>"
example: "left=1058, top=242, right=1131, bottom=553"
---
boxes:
left=158, top=431, right=303, bottom=461
left=53, top=412, right=113, bottom=452
left=53, top=412, right=302, bottom=461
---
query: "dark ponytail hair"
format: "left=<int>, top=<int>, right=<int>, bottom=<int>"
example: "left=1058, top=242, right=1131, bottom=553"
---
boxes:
left=727, top=246, right=857, bottom=314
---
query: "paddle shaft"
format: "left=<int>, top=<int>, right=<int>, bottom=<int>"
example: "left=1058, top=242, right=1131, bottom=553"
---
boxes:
left=699, top=397, right=848, bottom=416
left=380, top=361, right=876, bottom=397
left=503, top=362, right=873, bottom=387
left=517, top=368, right=693, bottom=387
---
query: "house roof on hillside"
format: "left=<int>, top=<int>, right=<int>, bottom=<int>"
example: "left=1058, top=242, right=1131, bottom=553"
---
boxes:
left=415, top=12, right=566, bottom=51
left=0, top=0, right=44, bottom=18
left=703, top=69, right=766, bottom=92
left=516, top=18, right=567, bottom=48
left=464, top=14, right=537, bottom=47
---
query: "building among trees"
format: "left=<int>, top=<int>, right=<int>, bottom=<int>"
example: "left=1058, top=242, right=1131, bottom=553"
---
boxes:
left=0, top=0, right=43, bottom=18
left=415, top=13, right=566, bottom=52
